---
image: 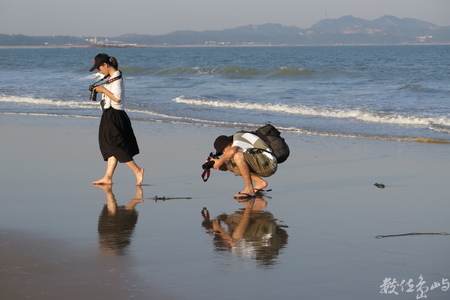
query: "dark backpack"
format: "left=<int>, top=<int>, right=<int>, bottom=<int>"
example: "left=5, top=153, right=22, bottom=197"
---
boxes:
left=255, top=124, right=290, bottom=163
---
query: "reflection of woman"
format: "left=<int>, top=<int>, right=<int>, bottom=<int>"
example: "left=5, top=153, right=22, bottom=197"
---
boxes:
left=97, top=185, right=143, bottom=255
left=202, top=198, right=288, bottom=268
left=89, top=53, right=144, bottom=186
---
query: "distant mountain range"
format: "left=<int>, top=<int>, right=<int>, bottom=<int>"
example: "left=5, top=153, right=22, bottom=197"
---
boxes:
left=2, top=15, right=450, bottom=46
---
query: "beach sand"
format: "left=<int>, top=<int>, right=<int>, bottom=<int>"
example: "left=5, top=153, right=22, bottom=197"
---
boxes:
left=1, top=114, right=449, bottom=300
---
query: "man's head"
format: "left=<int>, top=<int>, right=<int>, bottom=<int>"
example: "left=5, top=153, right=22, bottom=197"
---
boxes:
left=214, top=135, right=233, bottom=156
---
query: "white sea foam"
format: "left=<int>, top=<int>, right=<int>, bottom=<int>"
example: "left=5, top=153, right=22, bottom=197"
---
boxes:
left=0, top=95, right=98, bottom=109
left=173, top=97, right=450, bottom=128
left=0, top=96, right=258, bottom=131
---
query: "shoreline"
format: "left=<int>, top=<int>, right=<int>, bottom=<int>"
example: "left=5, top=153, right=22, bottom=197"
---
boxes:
left=2, top=111, right=450, bottom=145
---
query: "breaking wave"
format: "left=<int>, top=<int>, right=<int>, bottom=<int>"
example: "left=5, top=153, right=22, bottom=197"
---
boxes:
left=173, top=97, right=450, bottom=128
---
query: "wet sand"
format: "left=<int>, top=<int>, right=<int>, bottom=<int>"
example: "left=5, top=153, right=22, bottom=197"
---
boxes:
left=1, top=114, right=449, bottom=300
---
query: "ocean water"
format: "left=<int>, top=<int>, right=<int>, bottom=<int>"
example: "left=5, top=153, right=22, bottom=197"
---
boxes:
left=1, top=45, right=450, bottom=142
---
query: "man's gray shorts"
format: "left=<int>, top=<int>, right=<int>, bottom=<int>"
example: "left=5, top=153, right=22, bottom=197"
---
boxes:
left=231, top=149, right=277, bottom=177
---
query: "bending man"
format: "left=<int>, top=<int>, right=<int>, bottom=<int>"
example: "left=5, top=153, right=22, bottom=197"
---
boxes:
left=210, top=131, right=278, bottom=199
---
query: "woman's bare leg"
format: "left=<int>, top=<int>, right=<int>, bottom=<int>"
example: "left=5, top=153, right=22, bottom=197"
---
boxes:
left=125, top=160, right=145, bottom=186
left=93, top=156, right=118, bottom=185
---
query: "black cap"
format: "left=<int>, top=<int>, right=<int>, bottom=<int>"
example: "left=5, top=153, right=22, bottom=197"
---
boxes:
left=214, top=135, right=233, bottom=156
left=89, top=53, right=110, bottom=72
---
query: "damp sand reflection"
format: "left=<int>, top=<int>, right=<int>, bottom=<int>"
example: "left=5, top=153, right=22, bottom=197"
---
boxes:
left=96, top=185, right=144, bottom=256
left=201, top=197, right=289, bottom=269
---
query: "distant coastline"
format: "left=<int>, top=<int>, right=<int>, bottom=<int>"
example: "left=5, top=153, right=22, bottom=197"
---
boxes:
left=2, top=16, right=450, bottom=47
left=1, top=43, right=450, bottom=50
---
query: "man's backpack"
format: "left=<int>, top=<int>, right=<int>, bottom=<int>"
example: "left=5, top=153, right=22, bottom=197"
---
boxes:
left=255, top=124, right=290, bottom=163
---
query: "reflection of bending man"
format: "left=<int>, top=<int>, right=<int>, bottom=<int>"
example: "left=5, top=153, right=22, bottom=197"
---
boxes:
left=96, top=185, right=144, bottom=256
left=202, top=198, right=288, bottom=268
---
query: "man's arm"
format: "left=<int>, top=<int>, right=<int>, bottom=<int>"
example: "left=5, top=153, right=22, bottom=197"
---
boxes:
left=212, top=146, right=239, bottom=171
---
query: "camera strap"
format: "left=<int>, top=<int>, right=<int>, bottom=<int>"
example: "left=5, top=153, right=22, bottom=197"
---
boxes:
left=201, top=169, right=211, bottom=182
left=92, top=75, right=109, bottom=86
left=105, top=71, right=122, bottom=84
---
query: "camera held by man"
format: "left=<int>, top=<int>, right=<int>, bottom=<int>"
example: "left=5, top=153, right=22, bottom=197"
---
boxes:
left=201, top=152, right=219, bottom=182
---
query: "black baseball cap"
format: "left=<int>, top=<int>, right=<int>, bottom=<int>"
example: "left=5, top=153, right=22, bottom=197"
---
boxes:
left=214, top=135, right=233, bottom=156
left=89, top=53, right=109, bottom=72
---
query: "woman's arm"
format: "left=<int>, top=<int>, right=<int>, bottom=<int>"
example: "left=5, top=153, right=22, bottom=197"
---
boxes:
left=94, top=85, right=122, bottom=103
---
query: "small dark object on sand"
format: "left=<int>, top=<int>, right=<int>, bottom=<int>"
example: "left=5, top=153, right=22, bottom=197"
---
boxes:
left=152, top=196, right=192, bottom=202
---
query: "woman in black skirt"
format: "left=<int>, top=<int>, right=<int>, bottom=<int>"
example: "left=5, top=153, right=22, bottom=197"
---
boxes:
left=89, top=53, right=144, bottom=186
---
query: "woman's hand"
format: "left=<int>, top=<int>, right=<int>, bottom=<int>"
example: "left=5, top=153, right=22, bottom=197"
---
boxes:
left=94, top=85, right=107, bottom=93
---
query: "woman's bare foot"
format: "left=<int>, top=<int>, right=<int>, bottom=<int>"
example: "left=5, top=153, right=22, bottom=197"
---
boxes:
left=93, top=178, right=113, bottom=185
left=135, top=168, right=144, bottom=186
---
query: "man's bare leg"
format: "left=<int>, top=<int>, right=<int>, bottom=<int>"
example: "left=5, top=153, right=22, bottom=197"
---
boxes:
left=93, top=156, right=118, bottom=185
left=233, top=152, right=255, bottom=198
left=251, top=174, right=268, bottom=191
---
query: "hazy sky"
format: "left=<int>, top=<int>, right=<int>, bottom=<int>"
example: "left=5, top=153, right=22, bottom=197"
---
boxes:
left=1, top=0, right=449, bottom=37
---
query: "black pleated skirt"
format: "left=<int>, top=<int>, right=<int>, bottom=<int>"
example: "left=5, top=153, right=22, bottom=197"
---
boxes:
left=98, top=108, right=139, bottom=163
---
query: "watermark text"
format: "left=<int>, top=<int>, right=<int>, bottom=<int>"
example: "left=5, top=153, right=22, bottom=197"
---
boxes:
left=380, top=275, right=449, bottom=299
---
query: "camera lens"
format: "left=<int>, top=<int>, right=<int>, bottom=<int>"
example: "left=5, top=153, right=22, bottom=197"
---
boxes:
left=202, top=160, right=215, bottom=171
left=90, top=90, right=98, bottom=101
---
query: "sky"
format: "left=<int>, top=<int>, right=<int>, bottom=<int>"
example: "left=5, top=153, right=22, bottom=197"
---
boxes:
left=1, top=0, right=449, bottom=37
